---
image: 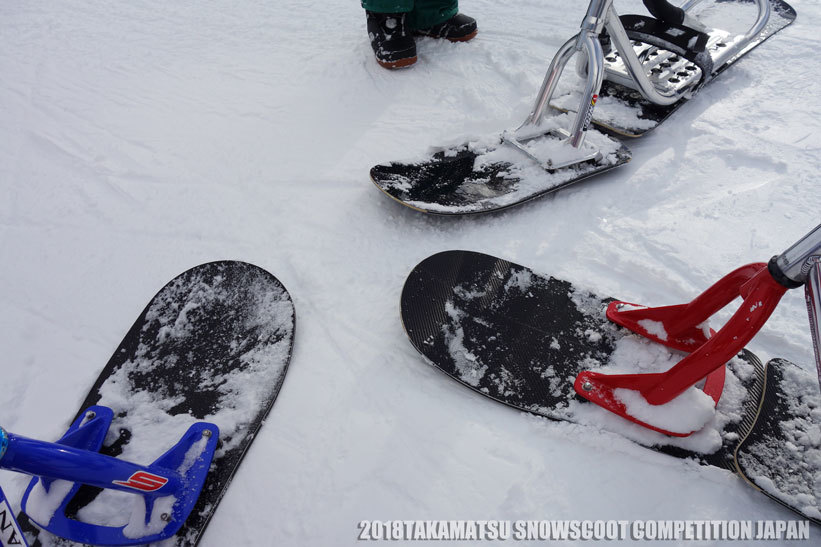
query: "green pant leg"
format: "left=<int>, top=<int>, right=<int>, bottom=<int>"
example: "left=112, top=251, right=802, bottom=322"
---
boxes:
left=406, top=0, right=458, bottom=30
left=361, top=1, right=415, bottom=13
left=361, top=1, right=458, bottom=30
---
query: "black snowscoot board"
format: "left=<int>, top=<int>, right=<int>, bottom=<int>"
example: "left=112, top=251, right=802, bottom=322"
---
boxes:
left=401, top=250, right=820, bottom=522
left=16, top=261, right=295, bottom=546
left=552, top=0, right=797, bottom=137
left=371, top=137, right=631, bottom=215
left=735, top=359, right=821, bottom=523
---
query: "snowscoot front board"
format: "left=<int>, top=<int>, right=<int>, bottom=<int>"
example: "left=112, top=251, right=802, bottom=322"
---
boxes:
left=400, top=250, right=820, bottom=522
left=16, top=261, right=295, bottom=546
left=370, top=138, right=631, bottom=215
left=551, top=0, right=797, bottom=137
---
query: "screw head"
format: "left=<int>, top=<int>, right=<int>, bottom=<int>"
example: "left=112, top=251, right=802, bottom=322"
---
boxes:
left=85, top=411, right=96, bottom=420
left=161, top=513, right=171, bottom=522
left=581, top=381, right=593, bottom=392
left=202, top=429, right=212, bottom=438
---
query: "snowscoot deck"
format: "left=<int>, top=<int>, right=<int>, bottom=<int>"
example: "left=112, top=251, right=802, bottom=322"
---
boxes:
left=9, top=261, right=295, bottom=546
left=370, top=0, right=796, bottom=215
left=400, top=249, right=820, bottom=522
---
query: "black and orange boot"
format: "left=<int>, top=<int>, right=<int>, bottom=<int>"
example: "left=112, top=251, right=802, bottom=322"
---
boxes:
left=366, top=11, right=417, bottom=69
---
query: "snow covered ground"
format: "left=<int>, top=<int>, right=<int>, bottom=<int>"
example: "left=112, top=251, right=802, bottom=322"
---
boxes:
left=1, top=0, right=819, bottom=544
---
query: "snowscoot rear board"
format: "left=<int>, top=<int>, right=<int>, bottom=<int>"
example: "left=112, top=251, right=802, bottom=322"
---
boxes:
left=551, top=0, right=797, bottom=137
left=15, top=261, right=295, bottom=546
left=370, top=0, right=795, bottom=214
left=400, top=250, right=820, bottom=522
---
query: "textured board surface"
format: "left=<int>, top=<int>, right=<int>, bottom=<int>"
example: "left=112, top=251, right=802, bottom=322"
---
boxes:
left=736, top=358, right=821, bottom=523
left=552, top=0, right=797, bottom=137
left=18, top=261, right=295, bottom=546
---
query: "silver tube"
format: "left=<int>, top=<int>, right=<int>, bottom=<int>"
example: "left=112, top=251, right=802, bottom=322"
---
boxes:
left=739, top=0, right=771, bottom=44
left=569, top=32, right=605, bottom=147
left=774, top=224, right=821, bottom=285
left=605, top=6, right=681, bottom=105
left=524, top=0, right=611, bottom=125
left=575, top=0, right=612, bottom=90
left=712, top=0, right=771, bottom=67
left=522, top=36, right=579, bottom=126
left=805, top=258, right=821, bottom=385
left=681, top=0, right=706, bottom=12
left=580, top=0, right=612, bottom=33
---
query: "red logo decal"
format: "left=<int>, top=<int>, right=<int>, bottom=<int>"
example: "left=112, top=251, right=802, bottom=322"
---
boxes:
left=113, top=471, right=169, bottom=492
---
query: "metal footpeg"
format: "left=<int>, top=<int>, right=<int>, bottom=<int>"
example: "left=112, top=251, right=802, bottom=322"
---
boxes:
left=601, top=14, right=721, bottom=96
left=605, top=28, right=735, bottom=95
left=604, top=43, right=704, bottom=94
left=502, top=128, right=603, bottom=171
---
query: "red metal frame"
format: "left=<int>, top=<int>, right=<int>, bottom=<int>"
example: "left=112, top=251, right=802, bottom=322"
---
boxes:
left=574, top=262, right=788, bottom=436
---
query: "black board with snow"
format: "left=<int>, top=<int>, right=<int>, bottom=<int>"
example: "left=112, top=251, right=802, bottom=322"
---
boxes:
left=16, top=261, right=295, bottom=546
left=370, top=126, right=631, bottom=215
left=400, top=250, right=819, bottom=523
left=735, top=359, right=821, bottom=523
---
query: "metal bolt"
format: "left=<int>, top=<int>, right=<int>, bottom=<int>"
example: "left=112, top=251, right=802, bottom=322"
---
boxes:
left=161, top=513, right=171, bottom=522
left=202, top=429, right=212, bottom=438
left=581, top=381, right=593, bottom=392
left=85, top=411, right=96, bottom=420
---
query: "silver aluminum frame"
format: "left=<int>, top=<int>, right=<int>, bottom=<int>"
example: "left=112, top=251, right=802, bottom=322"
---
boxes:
left=773, top=224, right=821, bottom=384
left=774, top=224, right=821, bottom=285
left=511, top=0, right=773, bottom=152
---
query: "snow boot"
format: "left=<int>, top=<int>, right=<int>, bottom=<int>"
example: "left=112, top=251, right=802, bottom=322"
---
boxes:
left=415, top=13, right=477, bottom=42
left=366, top=11, right=417, bottom=69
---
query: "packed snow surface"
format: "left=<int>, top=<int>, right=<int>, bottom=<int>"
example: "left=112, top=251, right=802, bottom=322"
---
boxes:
left=1, top=0, right=819, bottom=545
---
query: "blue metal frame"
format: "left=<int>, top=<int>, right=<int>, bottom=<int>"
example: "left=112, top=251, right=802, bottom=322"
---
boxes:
left=0, top=406, right=218, bottom=546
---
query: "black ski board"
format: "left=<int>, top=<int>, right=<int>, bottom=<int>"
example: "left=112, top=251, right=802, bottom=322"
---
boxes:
left=735, top=358, right=821, bottom=522
left=401, top=250, right=819, bottom=522
left=371, top=135, right=631, bottom=215
left=17, top=260, right=295, bottom=546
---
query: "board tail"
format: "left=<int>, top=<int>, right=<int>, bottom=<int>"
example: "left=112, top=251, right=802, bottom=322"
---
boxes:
left=735, top=359, right=821, bottom=524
